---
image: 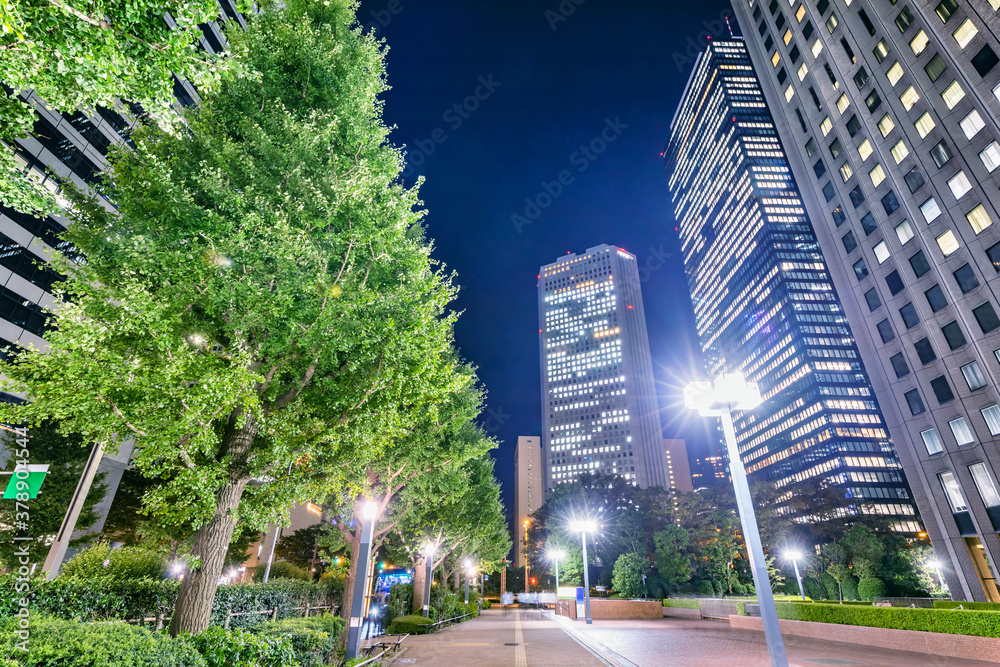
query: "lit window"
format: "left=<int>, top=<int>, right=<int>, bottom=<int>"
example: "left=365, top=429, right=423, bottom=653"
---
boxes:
left=812, top=39, right=823, bottom=57
left=887, top=61, right=904, bottom=85
left=826, top=13, right=839, bottom=32
left=921, top=428, right=944, bottom=455
left=820, top=116, right=833, bottom=136
left=942, top=80, right=966, bottom=109
left=960, top=110, right=985, bottom=140
left=784, top=28, right=793, bottom=45
left=948, top=171, right=972, bottom=199
left=877, top=114, right=895, bottom=137
left=890, top=140, right=909, bottom=164
left=796, top=4, right=807, bottom=21
left=798, top=63, right=809, bottom=81
left=910, top=30, right=930, bottom=55
left=953, top=18, right=979, bottom=49
left=980, top=141, right=1000, bottom=172
left=899, top=86, right=920, bottom=111
left=836, top=93, right=850, bottom=113
left=936, top=229, right=959, bottom=256
left=949, top=417, right=975, bottom=446
left=874, top=39, right=890, bottom=62
left=915, top=112, right=936, bottom=138
left=785, top=84, right=796, bottom=102
left=921, top=197, right=943, bottom=222
left=858, top=139, right=873, bottom=161
left=939, top=471, right=968, bottom=511
left=772, top=51, right=782, bottom=67
left=982, top=405, right=1000, bottom=436
left=967, top=204, right=994, bottom=234
left=874, top=240, right=890, bottom=263
left=840, top=162, right=854, bottom=182
left=895, top=219, right=914, bottom=245
left=870, top=163, right=886, bottom=187
left=970, top=463, right=1000, bottom=508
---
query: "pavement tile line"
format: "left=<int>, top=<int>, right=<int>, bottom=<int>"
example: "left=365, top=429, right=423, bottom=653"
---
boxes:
left=549, top=613, right=638, bottom=667
left=514, top=609, right=527, bottom=666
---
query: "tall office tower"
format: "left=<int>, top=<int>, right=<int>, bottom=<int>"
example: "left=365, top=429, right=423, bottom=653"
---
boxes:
left=664, top=40, right=920, bottom=538
left=539, top=245, right=668, bottom=490
left=0, top=4, right=244, bottom=566
left=731, top=0, right=1000, bottom=602
left=691, top=454, right=730, bottom=489
left=514, top=436, right=543, bottom=568
left=664, top=438, right=695, bottom=493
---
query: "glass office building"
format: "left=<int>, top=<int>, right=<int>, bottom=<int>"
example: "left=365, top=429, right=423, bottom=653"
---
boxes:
left=538, top=245, right=668, bottom=490
left=664, top=40, right=919, bottom=531
left=730, top=0, right=1000, bottom=602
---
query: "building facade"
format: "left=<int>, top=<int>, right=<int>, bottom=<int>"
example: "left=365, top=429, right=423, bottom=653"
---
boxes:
left=664, top=40, right=920, bottom=537
left=664, top=438, right=695, bottom=492
left=538, top=245, right=668, bottom=490
left=731, top=0, right=1000, bottom=602
left=514, top=436, right=543, bottom=568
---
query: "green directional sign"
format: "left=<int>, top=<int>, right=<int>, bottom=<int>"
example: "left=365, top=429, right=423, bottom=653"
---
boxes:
left=2, top=465, right=50, bottom=499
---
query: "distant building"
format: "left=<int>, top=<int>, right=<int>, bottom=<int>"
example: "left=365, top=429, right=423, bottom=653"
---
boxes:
left=514, top=435, right=543, bottom=568
left=240, top=502, right=326, bottom=582
left=664, top=40, right=919, bottom=532
left=691, top=454, right=729, bottom=489
left=664, top=438, right=694, bottom=493
left=538, top=245, right=668, bottom=489
left=731, top=0, right=1000, bottom=603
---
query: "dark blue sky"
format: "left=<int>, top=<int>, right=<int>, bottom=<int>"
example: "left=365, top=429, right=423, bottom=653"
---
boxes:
left=356, top=0, right=737, bottom=527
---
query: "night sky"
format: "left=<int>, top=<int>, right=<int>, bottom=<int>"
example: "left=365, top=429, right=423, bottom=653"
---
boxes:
left=355, top=0, right=738, bottom=530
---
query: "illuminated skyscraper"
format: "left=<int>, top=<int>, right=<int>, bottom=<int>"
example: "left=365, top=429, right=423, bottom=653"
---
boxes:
left=664, top=40, right=919, bottom=530
left=539, top=245, right=668, bottom=490
left=514, top=436, right=542, bottom=567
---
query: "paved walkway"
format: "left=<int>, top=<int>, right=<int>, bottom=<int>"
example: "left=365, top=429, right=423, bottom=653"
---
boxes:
left=386, top=607, right=1000, bottom=666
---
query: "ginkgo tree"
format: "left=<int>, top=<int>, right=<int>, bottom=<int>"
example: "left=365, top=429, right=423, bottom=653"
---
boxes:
left=0, top=0, right=249, bottom=215
left=0, top=0, right=467, bottom=636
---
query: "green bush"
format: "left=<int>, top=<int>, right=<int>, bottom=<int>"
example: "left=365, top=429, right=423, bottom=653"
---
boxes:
left=0, top=616, right=206, bottom=666
left=251, top=562, right=311, bottom=582
left=933, top=600, right=1000, bottom=611
left=803, top=577, right=826, bottom=601
left=386, top=583, right=414, bottom=627
left=858, top=577, right=887, bottom=601
left=611, top=552, right=649, bottom=599
left=188, top=626, right=300, bottom=667
left=386, top=614, right=435, bottom=635
left=60, top=544, right=171, bottom=582
left=256, top=614, right=344, bottom=667
left=697, top=580, right=715, bottom=596
left=481, top=598, right=492, bottom=610
left=662, top=598, right=701, bottom=609
left=822, top=573, right=839, bottom=600
left=841, top=575, right=859, bottom=601
left=775, top=602, right=1000, bottom=637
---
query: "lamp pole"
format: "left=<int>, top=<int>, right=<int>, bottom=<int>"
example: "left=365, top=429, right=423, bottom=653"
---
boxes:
left=686, top=374, right=789, bottom=667
left=345, top=500, right=378, bottom=661
left=547, top=549, right=565, bottom=592
left=570, top=521, right=596, bottom=624
left=464, top=559, right=472, bottom=604
left=786, top=551, right=805, bottom=601
left=422, top=544, right=435, bottom=617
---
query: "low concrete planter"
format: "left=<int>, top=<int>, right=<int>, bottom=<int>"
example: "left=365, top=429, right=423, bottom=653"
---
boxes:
left=730, top=614, right=1000, bottom=664
left=556, top=599, right=662, bottom=620
left=662, top=606, right=701, bottom=619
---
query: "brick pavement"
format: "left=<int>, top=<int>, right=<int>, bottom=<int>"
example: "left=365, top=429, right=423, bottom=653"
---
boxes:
left=385, top=607, right=1000, bottom=666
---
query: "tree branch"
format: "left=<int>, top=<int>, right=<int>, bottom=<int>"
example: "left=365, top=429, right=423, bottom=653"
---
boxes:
left=44, top=0, right=111, bottom=28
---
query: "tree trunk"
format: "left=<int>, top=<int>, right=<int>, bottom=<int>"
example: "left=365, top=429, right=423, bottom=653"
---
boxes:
left=169, top=410, right=256, bottom=637
left=411, top=554, right=428, bottom=614
left=453, top=567, right=460, bottom=592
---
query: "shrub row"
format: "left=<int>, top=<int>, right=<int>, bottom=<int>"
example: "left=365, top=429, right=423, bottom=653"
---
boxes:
left=933, top=600, right=1000, bottom=612
left=386, top=614, right=435, bottom=635
left=0, top=614, right=345, bottom=667
left=774, top=601, right=1000, bottom=638
left=0, top=576, right=339, bottom=630
left=662, top=598, right=701, bottom=609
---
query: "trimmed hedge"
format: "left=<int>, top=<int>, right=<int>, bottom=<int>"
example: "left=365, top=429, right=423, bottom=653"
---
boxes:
left=187, top=626, right=299, bottom=667
left=662, top=598, right=702, bottom=609
left=0, top=616, right=207, bottom=666
left=0, top=576, right=339, bottom=630
left=774, top=602, right=1000, bottom=637
left=256, top=614, right=344, bottom=667
left=933, top=600, right=1000, bottom=612
left=387, top=614, right=435, bottom=635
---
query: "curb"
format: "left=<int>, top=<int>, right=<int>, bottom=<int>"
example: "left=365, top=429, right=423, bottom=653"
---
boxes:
left=549, top=613, right=641, bottom=667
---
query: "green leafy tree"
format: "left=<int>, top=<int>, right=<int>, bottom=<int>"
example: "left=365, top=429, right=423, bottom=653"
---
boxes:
left=653, top=524, right=693, bottom=592
left=275, top=524, right=335, bottom=573
left=822, top=542, right=849, bottom=603
left=611, top=552, right=649, bottom=599
left=841, top=524, right=884, bottom=579
left=0, top=421, right=106, bottom=566
left=0, top=0, right=250, bottom=215
left=766, top=555, right=785, bottom=592
left=0, top=0, right=464, bottom=636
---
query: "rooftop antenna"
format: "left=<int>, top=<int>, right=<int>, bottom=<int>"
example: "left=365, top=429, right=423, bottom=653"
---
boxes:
left=725, top=15, right=735, bottom=38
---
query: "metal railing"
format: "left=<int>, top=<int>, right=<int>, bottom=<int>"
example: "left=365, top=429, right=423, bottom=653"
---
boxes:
left=120, top=603, right=338, bottom=630
left=427, top=611, right=475, bottom=631
left=356, top=633, right=410, bottom=666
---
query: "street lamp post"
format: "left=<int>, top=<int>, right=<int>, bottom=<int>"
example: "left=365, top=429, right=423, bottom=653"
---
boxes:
left=928, top=559, right=945, bottom=592
left=464, top=558, right=472, bottom=604
left=422, top=544, right=435, bottom=617
left=523, top=519, right=530, bottom=594
left=345, top=501, right=379, bottom=661
left=569, top=520, right=596, bottom=624
left=547, top=549, right=566, bottom=592
left=785, top=550, right=806, bottom=601
left=685, top=373, right=789, bottom=667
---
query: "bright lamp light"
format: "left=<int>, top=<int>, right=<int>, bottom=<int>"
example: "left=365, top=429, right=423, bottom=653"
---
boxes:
left=569, top=519, right=597, bottom=533
left=785, top=550, right=802, bottom=561
left=684, top=373, right=761, bottom=415
left=424, top=543, right=436, bottom=557
left=362, top=501, right=378, bottom=520
left=548, top=549, right=566, bottom=561
left=928, top=559, right=941, bottom=569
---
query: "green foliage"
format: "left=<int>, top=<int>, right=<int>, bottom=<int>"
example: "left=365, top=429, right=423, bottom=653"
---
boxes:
left=934, top=601, right=1000, bottom=611
left=611, top=552, right=649, bottom=599
left=256, top=614, right=344, bottom=667
left=187, top=626, right=299, bottom=667
left=662, top=598, right=701, bottom=609
left=841, top=525, right=884, bottom=579
left=60, top=544, right=170, bottom=581
left=857, top=577, right=887, bottom=601
left=275, top=525, right=336, bottom=572
left=251, top=561, right=310, bottom=582
left=653, top=525, right=693, bottom=591
left=841, top=575, right=859, bottom=601
left=386, top=614, right=435, bottom=635
left=803, top=577, right=826, bottom=601
left=0, top=616, right=206, bottom=666
left=775, top=602, right=1000, bottom=637
left=385, top=583, right=414, bottom=628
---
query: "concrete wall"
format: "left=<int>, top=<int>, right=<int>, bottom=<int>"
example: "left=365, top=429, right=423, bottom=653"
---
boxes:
left=557, top=599, right=663, bottom=620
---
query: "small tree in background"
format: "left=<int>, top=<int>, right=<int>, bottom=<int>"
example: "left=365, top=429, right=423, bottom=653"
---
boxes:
left=611, top=552, right=649, bottom=599
left=653, top=524, right=693, bottom=593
